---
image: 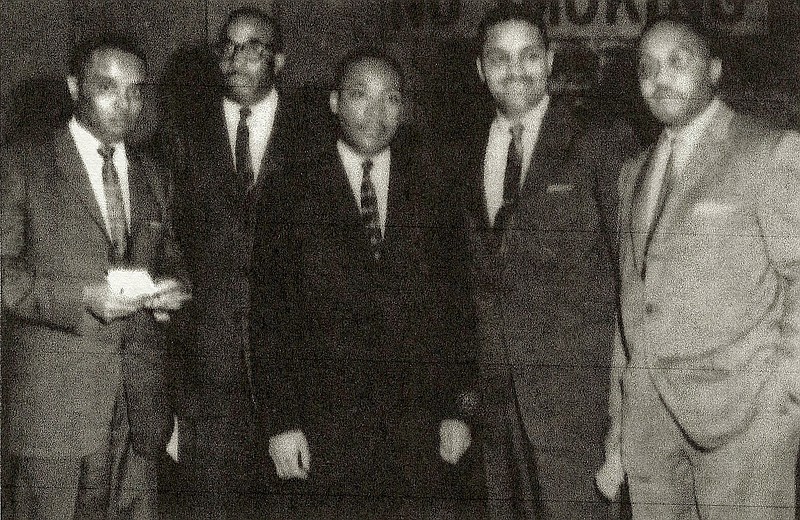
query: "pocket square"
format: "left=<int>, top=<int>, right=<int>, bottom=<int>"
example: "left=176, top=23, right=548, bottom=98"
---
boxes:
left=691, top=200, right=734, bottom=216
left=547, top=183, right=574, bottom=194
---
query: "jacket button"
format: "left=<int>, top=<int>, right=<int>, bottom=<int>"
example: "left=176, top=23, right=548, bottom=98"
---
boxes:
left=645, top=303, right=655, bottom=314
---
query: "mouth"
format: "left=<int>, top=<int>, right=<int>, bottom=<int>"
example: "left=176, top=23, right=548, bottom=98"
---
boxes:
left=359, top=127, right=387, bottom=138
left=226, top=74, right=254, bottom=86
left=650, top=89, right=682, bottom=102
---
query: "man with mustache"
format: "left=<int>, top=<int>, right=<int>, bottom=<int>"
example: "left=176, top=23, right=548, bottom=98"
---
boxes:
left=251, top=47, right=480, bottom=518
left=456, top=4, right=636, bottom=519
left=158, top=7, right=301, bottom=519
left=1, top=34, right=189, bottom=519
left=596, top=14, right=800, bottom=519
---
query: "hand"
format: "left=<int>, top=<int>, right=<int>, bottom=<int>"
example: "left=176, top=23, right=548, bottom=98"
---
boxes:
left=595, top=446, right=624, bottom=500
left=166, top=415, right=179, bottom=462
left=145, top=279, right=191, bottom=313
left=269, top=430, right=310, bottom=480
left=439, top=419, right=471, bottom=465
left=84, top=282, right=143, bottom=323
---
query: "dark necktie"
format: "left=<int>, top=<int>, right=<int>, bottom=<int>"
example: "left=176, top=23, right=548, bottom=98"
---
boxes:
left=235, top=106, right=254, bottom=187
left=98, top=144, right=128, bottom=263
left=494, top=123, right=525, bottom=232
left=641, top=135, right=676, bottom=279
left=360, top=159, right=382, bottom=259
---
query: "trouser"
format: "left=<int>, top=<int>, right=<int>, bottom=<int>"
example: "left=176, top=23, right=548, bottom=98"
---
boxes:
left=623, top=367, right=800, bottom=519
left=482, top=386, right=610, bottom=520
left=13, top=387, right=157, bottom=520
left=179, top=409, right=263, bottom=520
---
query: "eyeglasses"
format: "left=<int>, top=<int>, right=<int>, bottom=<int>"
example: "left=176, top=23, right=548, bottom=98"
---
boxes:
left=216, top=39, right=272, bottom=62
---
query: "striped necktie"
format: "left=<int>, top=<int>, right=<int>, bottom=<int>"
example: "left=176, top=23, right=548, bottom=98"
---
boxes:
left=98, top=144, right=129, bottom=263
left=360, top=159, right=382, bottom=260
left=235, top=105, right=254, bottom=187
left=494, top=123, right=525, bottom=233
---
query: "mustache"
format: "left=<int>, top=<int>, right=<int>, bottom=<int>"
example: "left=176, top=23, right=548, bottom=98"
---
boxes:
left=501, top=75, right=537, bottom=85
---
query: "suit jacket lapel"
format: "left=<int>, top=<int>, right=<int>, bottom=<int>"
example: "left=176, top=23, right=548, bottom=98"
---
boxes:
left=53, top=127, right=109, bottom=241
left=519, top=102, right=578, bottom=199
left=205, top=102, right=246, bottom=208
left=384, top=144, right=414, bottom=245
left=628, top=145, right=657, bottom=273
left=466, top=121, right=492, bottom=229
left=249, top=100, right=289, bottom=205
left=661, top=102, right=734, bottom=227
left=316, top=142, right=371, bottom=254
left=127, top=153, right=165, bottom=267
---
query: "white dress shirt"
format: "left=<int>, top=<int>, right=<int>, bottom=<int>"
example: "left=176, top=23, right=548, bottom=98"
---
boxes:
left=642, top=98, right=722, bottom=227
left=68, top=116, right=131, bottom=231
left=337, top=141, right=391, bottom=234
left=223, top=88, right=279, bottom=181
left=483, top=94, right=550, bottom=225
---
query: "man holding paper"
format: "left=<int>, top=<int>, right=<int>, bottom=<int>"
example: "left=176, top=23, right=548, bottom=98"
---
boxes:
left=1, top=34, right=189, bottom=519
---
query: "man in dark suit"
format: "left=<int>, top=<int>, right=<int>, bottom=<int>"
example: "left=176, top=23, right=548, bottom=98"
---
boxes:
left=157, top=6, right=301, bottom=519
left=250, top=48, right=480, bottom=519
left=1, top=35, right=189, bottom=520
left=457, top=4, right=636, bottom=519
left=597, top=15, right=800, bottom=519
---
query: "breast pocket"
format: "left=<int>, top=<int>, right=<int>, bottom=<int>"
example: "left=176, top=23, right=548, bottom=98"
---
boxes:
left=516, top=184, right=602, bottom=270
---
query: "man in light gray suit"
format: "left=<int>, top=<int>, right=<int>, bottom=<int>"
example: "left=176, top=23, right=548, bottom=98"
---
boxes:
left=597, top=14, right=800, bottom=519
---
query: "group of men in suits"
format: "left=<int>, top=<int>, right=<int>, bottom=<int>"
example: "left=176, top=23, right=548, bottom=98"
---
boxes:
left=4, top=3, right=800, bottom=520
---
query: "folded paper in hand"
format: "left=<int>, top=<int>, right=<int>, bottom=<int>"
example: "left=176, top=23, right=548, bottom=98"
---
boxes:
left=107, top=268, right=159, bottom=299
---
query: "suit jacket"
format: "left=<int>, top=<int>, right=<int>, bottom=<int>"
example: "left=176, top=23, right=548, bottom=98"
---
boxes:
left=250, top=133, right=477, bottom=489
left=1, top=126, right=184, bottom=459
left=162, top=91, right=301, bottom=420
left=609, top=101, right=800, bottom=451
left=460, top=98, right=636, bottom=450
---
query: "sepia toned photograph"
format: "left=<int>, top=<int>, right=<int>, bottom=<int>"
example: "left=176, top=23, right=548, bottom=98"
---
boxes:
left=1, top=0, right=800, bottom=518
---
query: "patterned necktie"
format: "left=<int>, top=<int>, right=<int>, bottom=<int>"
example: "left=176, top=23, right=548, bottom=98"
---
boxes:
left=98, top=144, right=128, bottom=263
left=494, top=123, right=525, bottom=232
left=235, top=106, right=254, bottom=187
left=360, top=159, right=382, bottom=259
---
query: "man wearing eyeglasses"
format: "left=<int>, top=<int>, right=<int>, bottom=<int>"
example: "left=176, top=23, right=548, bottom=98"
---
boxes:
left=158, top=6, right=302, bottom=519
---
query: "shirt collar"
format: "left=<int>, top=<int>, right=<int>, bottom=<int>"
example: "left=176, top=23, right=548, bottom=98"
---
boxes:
left=495, top=94, right=550, bottom=132
left=336, top=140, right=391, bottom=170
left=223, top=87, right=278, bottom=118
left=666, top=97, right=721, bottom=146
left=68, top=116, right=126, bottom=157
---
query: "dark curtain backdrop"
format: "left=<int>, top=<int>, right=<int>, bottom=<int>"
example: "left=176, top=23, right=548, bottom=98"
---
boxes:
left=1, top=0, right=798, bottom=147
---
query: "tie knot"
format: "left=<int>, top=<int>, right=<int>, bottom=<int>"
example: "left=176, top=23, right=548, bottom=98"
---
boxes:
left=98, top=144, right=114, bottom=161
left=510, top=124, right=524, bottom=139
left=240, top=106, right=251, bottom=121
left=362, top=159, right=374, bottom=176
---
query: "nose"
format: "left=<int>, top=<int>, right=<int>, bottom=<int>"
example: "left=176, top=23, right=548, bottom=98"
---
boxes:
left=113, top=91, right=129, bottom=110
left=365, top=99, right=388, bottom=120
left=509, top=57, right=525, bottom=75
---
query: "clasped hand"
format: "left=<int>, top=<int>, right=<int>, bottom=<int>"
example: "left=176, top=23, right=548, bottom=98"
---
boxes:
left=85, top=278, right=190, bottom=323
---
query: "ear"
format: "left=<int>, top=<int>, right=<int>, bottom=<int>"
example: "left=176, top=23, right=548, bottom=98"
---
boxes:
left=273, top=52, right=286, bottom=75
left=476, top=55, right=485, bottom=83
left=708, top=57, right=722, bottom=85
left=329, top=90, right=339, bottom=115
left=67, top=75, right=80, bottom=103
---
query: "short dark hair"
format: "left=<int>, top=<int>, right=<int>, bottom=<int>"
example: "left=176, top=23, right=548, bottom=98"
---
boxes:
left=219, top=6, right=283, bottom=52
left=333, top=47, right=405, bottom=93
left=478, top=3, right=549, bottom=53
left=69, top=33, right=148, bottom=79
left=639, top=13, right=722, bottom=60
